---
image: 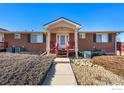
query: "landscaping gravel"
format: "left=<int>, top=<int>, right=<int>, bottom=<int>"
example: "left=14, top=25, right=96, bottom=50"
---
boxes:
left=71, top=58, right=124, bottom=85
left=92, top=56, right=124, bottom=77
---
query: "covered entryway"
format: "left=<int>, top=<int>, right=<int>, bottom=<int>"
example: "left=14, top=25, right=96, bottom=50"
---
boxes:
left=44, top=17, right=81, bottom=58
left=56, top=34, right=69, bottom=49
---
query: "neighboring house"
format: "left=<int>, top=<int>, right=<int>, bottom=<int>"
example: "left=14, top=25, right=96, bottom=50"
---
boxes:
left=0, top=28, right=9, bottom=42
left=0, top=28, right=9, bottom=50
left=0, top=17, right=123, bottom=57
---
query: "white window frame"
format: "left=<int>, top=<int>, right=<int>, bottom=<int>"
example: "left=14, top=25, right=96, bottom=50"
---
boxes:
left=79, top=33, right=86, bottom=39
left=15, top=33, right=21, bottom=39
left=31, top=34, right=43, bottom=43
left=96, top=33, right=108, bottom=43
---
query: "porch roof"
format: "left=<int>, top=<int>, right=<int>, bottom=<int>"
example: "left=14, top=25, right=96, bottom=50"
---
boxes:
left=43, top=17, right=81, bottom=29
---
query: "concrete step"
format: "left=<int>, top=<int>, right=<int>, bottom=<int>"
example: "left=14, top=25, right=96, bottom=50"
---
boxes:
left=54, top=58, right=70, bottom=63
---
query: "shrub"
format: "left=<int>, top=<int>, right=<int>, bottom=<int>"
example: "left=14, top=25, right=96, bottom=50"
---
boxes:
left=0, top=53, right=54, bottom=85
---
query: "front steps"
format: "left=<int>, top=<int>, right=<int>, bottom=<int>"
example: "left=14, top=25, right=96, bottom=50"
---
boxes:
left=54, top=58, right=70, bottom=63
left=57, top=49, right=68, bottom=57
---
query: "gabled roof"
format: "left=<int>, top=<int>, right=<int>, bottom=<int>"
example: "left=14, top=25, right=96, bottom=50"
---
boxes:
left=43, top=17, right=81, bottom=27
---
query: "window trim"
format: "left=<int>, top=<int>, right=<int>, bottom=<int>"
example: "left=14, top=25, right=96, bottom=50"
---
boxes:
left=96, top=33, right=109, bottom=43
left=14, top=33, right=21, bottom=39
left=30, top=34, right=43, bottom=43
left=79, top=33, right=86, bottom=39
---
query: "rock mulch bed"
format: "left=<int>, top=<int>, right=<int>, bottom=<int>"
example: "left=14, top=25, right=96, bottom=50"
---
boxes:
left=0, top=53, right=55, bottom=85
left=71, top=58, right=124, bottom=85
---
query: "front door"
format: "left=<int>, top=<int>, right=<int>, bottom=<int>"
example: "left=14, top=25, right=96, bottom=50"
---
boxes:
left=57, top=34, right=69, bottom=48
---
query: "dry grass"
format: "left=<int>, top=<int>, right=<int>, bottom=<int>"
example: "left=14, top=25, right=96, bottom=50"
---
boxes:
left=71, top=57, right=124, bottom=85
left=0, top=53, right=54, bottom=85
left=91, top=56, right=124, bottom=77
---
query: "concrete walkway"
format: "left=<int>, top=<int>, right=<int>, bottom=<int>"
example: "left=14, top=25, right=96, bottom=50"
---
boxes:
left=43, top=58, right=77, bottom=85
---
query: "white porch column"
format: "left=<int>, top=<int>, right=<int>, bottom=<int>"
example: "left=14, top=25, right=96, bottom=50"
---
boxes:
left=46, top=31, right=50, bottom=55
left=74, top=29, right=78, bottom=58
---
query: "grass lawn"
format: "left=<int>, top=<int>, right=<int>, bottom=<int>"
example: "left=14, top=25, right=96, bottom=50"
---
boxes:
left=0, top=53, right=54, bottom=85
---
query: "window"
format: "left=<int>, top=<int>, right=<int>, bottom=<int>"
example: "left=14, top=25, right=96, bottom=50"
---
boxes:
left=31, top=34, right=43, bottom=43
left=96, top=34, right=102, bottom=42
left=60, top=35, right=66, bottom=45
left=79, top=33, right=86, bottom=39
left=15, top=33, right=21, bottom=39
left=96, top=33, right=108, bottom=43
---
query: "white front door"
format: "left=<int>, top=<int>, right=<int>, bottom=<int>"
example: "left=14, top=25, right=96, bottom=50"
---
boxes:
left=56, top=34, right=69, bottom=48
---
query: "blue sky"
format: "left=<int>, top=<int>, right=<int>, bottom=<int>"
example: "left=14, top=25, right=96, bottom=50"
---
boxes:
left=0, top=3, right=124, bottom=41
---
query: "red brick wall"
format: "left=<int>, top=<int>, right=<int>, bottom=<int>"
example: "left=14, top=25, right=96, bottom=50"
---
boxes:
left=4, top=33, right=46, bottom=52
left=50, top=33, right=56, bottom=42
left=4, top=33, right=116, bottom=53
left=69, top=33, right=74, bottom=42
left=78, top=33, right=116, bottom=53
